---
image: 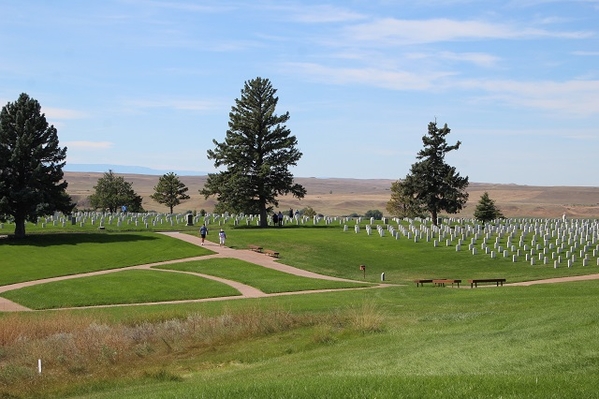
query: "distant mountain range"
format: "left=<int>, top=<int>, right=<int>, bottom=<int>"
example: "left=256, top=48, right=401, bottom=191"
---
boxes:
left=64, top=164, right=207, bottom=176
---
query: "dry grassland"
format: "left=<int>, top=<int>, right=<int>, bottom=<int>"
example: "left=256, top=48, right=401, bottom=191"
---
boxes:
left=64, top=172, right=599, bottom=219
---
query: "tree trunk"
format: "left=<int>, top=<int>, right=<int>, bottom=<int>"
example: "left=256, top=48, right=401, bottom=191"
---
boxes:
left=259, top=199, right=268, bottom=228
left=14, top=216, right=26, bottom=239
left=431, top=209, right=438, bottom=226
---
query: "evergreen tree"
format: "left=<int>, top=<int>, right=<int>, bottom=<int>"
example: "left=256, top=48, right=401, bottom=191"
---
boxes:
left=201, top=77, right=306, bottom=226
left=386, top=180, right=427, bottom=219
left=474, top=192, right=504, bottom=224
left=400, top=121, right=469, bottom=225
left=89, top=170, right=144, bottom=213
left=364, top=209, right=383, bottom=220
left=150, top=172, right=190, bottom=214
left=0, top=93, right=74, bottom=238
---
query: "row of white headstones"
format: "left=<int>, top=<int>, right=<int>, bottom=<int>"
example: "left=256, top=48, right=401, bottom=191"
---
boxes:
left=344, top=217, right=599, bottom=268
left=4, top=213, right=598, bottom=268
left=2, top=211, right=313, bottom=230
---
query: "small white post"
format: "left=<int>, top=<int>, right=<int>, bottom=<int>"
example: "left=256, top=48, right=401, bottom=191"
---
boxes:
left=38, top=359, right=42, bottom=374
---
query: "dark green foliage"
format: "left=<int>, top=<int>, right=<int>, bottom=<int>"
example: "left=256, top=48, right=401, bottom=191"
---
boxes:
left=386, top=180, right=427, bottom=219
left=364, top=209, right=383, bottom=220
left=0, top=93, right=74, bottom=238
left=89, top=170, right=144, bottom=213
left=474, top=191, right=504, bottom=224
left=400, top=121, right=469, bottom=225
left=150, top=172, right=190, bottom=214
left=200, top=77, right=306, bottom=226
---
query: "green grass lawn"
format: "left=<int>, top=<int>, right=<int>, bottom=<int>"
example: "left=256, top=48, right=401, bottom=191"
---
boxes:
left=42, top=280, right=599, bottom=399
left=0, top=232, right=211, bottom=286
left=154, top=258, right=372, bottom=293
left=1, top=221, right=599, bottom=398
left=0, top=269, right=240, bottom=309
left=200, top=224, right=599, bottom=284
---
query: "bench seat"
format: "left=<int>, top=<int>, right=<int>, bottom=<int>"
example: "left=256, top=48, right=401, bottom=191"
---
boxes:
left=468, top=278, right=506, bottom=288
left=414, top=279, right=433, bottom=287
left=433, top=279, right=461, bottom=288
left=264, top=249, right=279, bottom=258
left=248, top=245, right=263, bottom=253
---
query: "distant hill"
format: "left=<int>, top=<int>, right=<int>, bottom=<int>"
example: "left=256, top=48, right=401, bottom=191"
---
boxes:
left=64, top=171, right=599, bottom=219
left=64, top=164, right=207, bottom=176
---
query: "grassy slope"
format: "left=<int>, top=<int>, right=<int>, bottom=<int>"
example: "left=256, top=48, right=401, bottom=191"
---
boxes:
left=0, top=270, right=241, bottom=309
left=154, top=258, right=371, bottom=293
left=0, top=232, right=210, bottom=286
left=62, top=281, right=599, bottom=399
left=211, top=224, right=599, bottom=284
left=1, top=225, right=599, bottom=398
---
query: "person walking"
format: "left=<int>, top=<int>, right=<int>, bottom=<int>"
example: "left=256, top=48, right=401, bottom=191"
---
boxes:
left=219, top=228, right=227, bottom=247
left=199, top=224, right=208, bottom=246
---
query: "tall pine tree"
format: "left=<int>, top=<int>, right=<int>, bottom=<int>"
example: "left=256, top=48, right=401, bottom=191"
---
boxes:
left=474, top=192, right=504, bottom=224
left=89, top=170, right=144, bottom=213
left=400, top=121, right=469, bottom=225
left=150, top=172, right=190, bottom=214
left=386, top=180, right=426, bottom=219
left=201, top=77, right=306, bottom=226
left=0, top=93, right=74, bottom=238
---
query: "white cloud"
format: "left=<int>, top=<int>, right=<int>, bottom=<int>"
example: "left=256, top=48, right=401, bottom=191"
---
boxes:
left=283, top=59, right=599, bottom=115
left=64, top=141, right=114, bottom=150
left=42, top=107, right=87, bottom=120
left=284, top=4, right=366, bottom=23
left=344, top=18, right=592, bottom=45
left=122, top=98, right=219, bottom=112
left=411, top=51, right=500, bottom=67
left=458, top=78, right=599, bottom=115
left=117, top=0, right=233, bottom=14
left=282, top=62, right=455, bottom=90
left=442, top=51, right=500, bottom=67
left=572, top=51, right=599, bottom=56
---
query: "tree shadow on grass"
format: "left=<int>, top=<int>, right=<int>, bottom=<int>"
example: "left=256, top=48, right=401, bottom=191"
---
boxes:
left=0, top=233, right=158, bottom=247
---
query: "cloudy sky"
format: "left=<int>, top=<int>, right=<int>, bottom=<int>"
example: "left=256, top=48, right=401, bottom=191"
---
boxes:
left=1, top=0, right=598, bottom=186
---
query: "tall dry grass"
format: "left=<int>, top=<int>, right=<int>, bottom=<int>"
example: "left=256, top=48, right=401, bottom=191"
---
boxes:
left=0, top=303, right=385, bottom=398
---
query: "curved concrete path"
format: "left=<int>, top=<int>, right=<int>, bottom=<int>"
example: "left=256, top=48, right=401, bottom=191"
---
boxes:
left=3, top=232, right=599, bottom=312
left=0, top=232, right=384, bottom=312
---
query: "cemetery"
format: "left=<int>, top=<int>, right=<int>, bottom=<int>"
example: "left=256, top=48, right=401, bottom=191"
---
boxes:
left=2, top=211, right=599, bottom=398
left=2, top=210, right=598, bottom=284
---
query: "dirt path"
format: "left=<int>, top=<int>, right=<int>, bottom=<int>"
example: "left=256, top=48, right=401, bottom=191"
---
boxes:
left=2, top=232, right=599, bottom=312
left=159, top=232, right=360, bottom=282
left=506, top=274, right=599, bottom=286
left=0, top=232, right=378, bottom=312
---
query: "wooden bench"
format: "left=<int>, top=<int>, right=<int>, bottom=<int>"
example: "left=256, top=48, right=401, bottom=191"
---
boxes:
left=414, top=279, right=433, bottom=287
left=468, top=278, right=506, bottom=288
left=248, top=245, right=263, bottom=253
left=433, top=279, right=461, bottom=288
left=264, top=249, right=279, bottom=258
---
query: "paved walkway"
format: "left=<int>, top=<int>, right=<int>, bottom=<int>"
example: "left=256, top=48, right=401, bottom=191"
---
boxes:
left=2, top=232, right=599, bottom=312
left=0, top=232, right=385, bottom=312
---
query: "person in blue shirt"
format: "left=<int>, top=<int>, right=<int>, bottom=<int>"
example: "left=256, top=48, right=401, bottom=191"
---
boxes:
left=199, top=224, right=208, bottom=246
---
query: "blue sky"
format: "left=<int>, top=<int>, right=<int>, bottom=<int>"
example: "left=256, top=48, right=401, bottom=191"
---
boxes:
left=1, top=1, right=598, bottom=186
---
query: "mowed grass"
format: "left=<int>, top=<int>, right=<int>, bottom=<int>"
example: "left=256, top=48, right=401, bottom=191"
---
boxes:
left=0, top=270, right=240, bottom=309
left=154, top=258, right=372, bottom=293
left=0, top=232, right=210, bottom=286
left=1, top=223, right=599, bottom=397
left=3, top=280, right=595, bottom=399
left=215, top=224, right=599, bottom=284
